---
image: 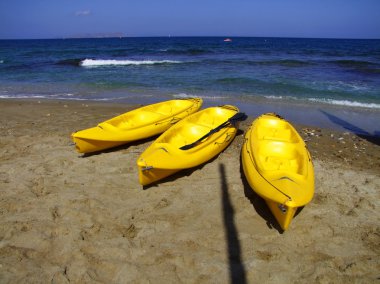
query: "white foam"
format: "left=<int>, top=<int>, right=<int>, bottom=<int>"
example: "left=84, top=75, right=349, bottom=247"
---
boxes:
left=0, top=93, right=81, bottom=100
left=0, top=60, right=3, bottom=63
left=0, top=94, right=47, bottom=99
left=0, top=93, right=156, bottom=102
left=173, top=93, right=194, bottom=98
left=308, top=98, right=380, bottom=109
left=264, top=95, right=283, bottom=100
left=263, top=95, right=301, bottom=101
left=325, top=80, right=369, bottom=92
left=80, top=59, right=182, bottom=67
left=47, top=93, right=76, bottom=98
left=173, top=93, right=229, bottom=100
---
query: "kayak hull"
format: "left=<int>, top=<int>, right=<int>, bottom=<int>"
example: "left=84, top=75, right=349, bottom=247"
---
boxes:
left=241, top=113, right=314, bottom=230
left=137, top=105, right=241, bottom=186
left=71, top=98, right=202, bottom=153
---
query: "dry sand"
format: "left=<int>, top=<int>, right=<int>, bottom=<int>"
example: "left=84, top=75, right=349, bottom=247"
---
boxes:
left=0, top=99, right=379, bottom=283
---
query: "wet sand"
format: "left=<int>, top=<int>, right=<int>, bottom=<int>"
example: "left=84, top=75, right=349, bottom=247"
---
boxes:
left=0, top=99, right=379, bottom=283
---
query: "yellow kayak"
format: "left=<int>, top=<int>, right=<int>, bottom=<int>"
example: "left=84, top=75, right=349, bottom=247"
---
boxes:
left=72, top=98, right=202, bottom=153
left=241, top=113, right=314, bottom=230
left=137, top=105, right=246, bottom=186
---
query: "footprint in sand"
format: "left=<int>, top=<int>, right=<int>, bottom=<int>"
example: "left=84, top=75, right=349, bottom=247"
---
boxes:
left=154, top=198, right=170, bottom=209
left=50, top=206, right=61, bottom=221
left=0, top=172, right=10, bottom=183
left=30, top=177, right=51, bottom=197
left=119, top=224, right=140, bottom=239
left=80, top=223, right=102, bottom=241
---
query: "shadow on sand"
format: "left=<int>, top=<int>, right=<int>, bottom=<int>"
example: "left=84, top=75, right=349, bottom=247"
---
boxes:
left=142, top=154, right=221, bottom=190
left=78, top=136, right=158, bottom=158
left=239, top=159, right=284, bottom=234
left=320, top=110, right=380, bottom=146
left=219, top=163, right=247, bottom=284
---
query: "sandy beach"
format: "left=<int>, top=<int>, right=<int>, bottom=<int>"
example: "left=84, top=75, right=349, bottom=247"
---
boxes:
left=0, top=99, right=379, bottom=283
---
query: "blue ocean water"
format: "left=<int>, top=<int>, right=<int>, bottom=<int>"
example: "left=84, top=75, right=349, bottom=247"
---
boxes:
left=0, top=37, right=379, bottom=134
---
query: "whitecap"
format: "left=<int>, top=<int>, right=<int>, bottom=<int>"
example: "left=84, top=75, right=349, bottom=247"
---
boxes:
left=80, top=59, right=182, bottom=67
left=264, top=95, right=283, bottom=100
left=0, top=94, right=47, bottom=99
left=173, top=93, right=194, bottom=98
left=172, top=93, right=230, bottom=100
left=308, top=98, right=380, bottom=109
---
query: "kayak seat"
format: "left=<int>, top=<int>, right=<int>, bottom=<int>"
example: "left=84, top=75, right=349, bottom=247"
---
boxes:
left=150, top=109, right=173, bottom=116
left=109, top=111, right=165, bottom=130
left=98, top=122, right=120, bottom=132
left=255, top=140, right=305, bottom=175
left=259, top=128, right=298, bottom=143
left=186, top=123, right=211, bottom=138
left=188, top=112, right=216, bottom=129
left=146, top=103, right=173, bottom=113
left=262, top=156, right=302, bottom=173
left=168, top=132, right=189, bottom=147
left=162, top=123, right=210, bottom=146
left=135, top=111, right=166, bottom=125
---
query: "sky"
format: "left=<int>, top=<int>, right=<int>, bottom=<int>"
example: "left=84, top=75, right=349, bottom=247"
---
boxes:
left=1, top=0, right=379, bottom=39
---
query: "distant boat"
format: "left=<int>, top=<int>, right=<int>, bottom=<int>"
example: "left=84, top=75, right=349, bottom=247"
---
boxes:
left=224, top=38, right=232, bottom=42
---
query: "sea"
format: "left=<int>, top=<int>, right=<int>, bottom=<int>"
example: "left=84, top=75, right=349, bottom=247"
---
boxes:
left=0, top=37, right=379, bottom=136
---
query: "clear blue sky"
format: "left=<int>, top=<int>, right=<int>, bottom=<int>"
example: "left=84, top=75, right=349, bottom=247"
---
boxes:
left=1, top=0, right=379, bottom=39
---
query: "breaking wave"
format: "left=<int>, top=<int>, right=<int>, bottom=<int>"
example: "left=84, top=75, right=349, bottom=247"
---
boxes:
left=172, top=93, right=230, bottom=100
left=308, top=98, right=380, bottom=109
left=80, top=59, right=183, bottom=67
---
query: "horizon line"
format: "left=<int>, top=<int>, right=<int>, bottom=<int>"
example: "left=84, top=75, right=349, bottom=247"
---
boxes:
left=1, top=35, right=380, bottom=41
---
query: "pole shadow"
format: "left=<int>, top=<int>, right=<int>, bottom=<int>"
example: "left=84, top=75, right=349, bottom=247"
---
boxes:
left=219, top=163, right=247, bottom=284
left=320, top=109, right=380, bottom=146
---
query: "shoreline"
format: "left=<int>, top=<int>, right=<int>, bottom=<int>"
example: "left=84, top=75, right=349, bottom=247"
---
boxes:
left=1, top=98, right=379, bottom=282
left=1, top=95, right=380, bottom=136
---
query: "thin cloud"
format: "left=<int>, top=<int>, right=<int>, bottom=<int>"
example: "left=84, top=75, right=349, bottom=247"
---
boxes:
left=75, top=10, right=91, bottom=16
